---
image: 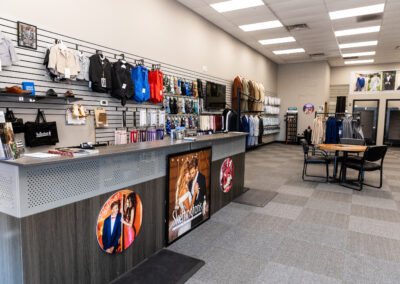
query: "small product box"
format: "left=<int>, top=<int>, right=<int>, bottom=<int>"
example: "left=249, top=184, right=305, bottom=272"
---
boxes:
left=22, top=82, right=35, bottom=96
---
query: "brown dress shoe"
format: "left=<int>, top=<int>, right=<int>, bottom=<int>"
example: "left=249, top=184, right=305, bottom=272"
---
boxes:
left=6, top=86, right=32, bottom=94
left=65, top=91, right=75, bottom=98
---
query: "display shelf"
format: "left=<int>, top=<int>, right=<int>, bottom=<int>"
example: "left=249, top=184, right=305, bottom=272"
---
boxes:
left=166, top=113, right=198, bottom=116
left=0, top=92, right=82, bottom=103
left=163, top=93, right=200, bottom=100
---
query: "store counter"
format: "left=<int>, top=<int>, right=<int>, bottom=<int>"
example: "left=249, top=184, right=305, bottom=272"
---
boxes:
left=0, top=133, right=246, bottom=284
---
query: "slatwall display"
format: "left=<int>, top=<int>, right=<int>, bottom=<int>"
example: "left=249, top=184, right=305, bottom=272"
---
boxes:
left=0, top=17, right=232, bottom=145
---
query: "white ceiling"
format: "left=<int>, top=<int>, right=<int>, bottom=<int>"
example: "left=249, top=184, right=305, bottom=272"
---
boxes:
left=177, top=0, right=400, bottom=66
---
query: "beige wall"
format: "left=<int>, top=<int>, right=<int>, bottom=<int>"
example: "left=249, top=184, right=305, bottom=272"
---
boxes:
left=276, top=61, right=331, bottom=141
left=331, top=63, right=400, bottom=145
left=1, top=0, right=277, bottom=92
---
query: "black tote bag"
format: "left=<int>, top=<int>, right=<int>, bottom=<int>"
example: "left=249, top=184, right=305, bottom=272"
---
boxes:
left=5, top=108, right=24, bottom=133
left=24, top=110, right=59, bottom=147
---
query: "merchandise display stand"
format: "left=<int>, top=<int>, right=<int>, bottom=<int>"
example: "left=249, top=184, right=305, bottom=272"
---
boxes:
left=285, top=112, right=298, bottom=144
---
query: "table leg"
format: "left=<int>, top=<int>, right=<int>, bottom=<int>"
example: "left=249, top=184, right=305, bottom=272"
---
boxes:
left=333, top=150, right=339, bottom=178
left=342, top=152, right=348, bottom=182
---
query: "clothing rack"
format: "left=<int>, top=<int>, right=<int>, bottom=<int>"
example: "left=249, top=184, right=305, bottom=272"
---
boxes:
left=314, top=111, right=361, bottom=118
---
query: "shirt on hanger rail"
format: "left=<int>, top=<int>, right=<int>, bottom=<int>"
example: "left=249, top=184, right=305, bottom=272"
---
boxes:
left=89, top=54, right=112, bottom=93
left=0, top=31, right=18, bottom=67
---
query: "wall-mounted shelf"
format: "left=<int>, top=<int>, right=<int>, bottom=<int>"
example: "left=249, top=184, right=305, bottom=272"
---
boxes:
left=164, top=93, right=200, bottom=100
left=0, top=93, right=82, bottom=103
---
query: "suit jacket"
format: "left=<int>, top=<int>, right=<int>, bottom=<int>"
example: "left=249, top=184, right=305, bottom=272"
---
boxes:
left=232, top=76, right=243, bottom=110
left=102, top=214, right=122, bottom=253
left=89, top=54, right=112, bottom=93
left=384, top=76, right=395, bottom=90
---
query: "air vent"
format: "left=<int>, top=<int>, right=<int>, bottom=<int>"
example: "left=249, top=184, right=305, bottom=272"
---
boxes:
left=309, top=53, right=325, bottom=57
left=356, top=13, right=383, bottom=22
left=343, top=56, right=359, bottom=60
left=285, top=23, right=310, bottom=31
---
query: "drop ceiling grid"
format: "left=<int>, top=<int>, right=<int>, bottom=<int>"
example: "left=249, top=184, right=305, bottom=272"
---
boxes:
left=177, top=0, right=400, bottom=66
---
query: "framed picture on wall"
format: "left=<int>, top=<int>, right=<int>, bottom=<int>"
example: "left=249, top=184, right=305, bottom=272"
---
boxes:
left=382, top=71, right=396, bottom=91
left=17, top=21, right=37, bottom=49
left=166, top=147, right=211, bottom=245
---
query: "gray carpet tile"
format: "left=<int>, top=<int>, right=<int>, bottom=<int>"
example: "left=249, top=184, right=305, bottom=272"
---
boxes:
left=305, top=197, right=352, bottom=215
left=213, top=226, right=284, bottom=261
left=349, top=215, right=400, bottom=241
left=344, top=253, right=400, bottom=284
left=168, top=144, right=400, bottom=283
left=351, top=204, right=400, bottom=222
left=272, top=193, right=309, bottom=207
left=253, top=201, right=303, bottom=220
left=298, top=208, right=349, bottom=230
left=287, top=221, right=348, bottom=250
left=272, top=238, right=345, bottom=280
left=255, top=262, right=341, bottom=284
left=347, top=231, right=400, bottom=263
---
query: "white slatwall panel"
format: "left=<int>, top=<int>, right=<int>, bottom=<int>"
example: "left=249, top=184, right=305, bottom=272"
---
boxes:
left=0, top=17, right=232, bottom=144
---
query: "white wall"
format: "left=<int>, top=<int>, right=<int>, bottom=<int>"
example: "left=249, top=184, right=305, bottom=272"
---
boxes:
left=276, top=61, right=330, bottom=141
left=1, top=0, right=277, bottom=92
left=331, top=63, right=400, bottom=145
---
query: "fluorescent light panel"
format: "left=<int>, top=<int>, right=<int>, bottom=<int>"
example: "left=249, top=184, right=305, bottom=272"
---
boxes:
left=211, top=0, right=264, bottom=13
left=342, top=51, right=376, bottom=58
left=239, top=20, right=282, bottom=32
left=259, top=37, right=295, bottom=45
left=339, top=41, right=378, bottom=49
left=344, top=59, right=374, bottom=64
left=329, top=4, right=385, bottom=20
left=335, top=26, right=380, bottom=37
left=273, top=48, right=305, bottom=55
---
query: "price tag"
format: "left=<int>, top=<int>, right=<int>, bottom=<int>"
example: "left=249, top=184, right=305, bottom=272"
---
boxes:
left=101, top=78, right=107, bottom=88
left=64, top=68, right=71, bottom=79
left=158, top=110, right=165, bottom=126
left=139, top=109, right=147, bottom=127
left=142, top=88, right=146, bottom=94
left=0, top=111, right=5, bottom=123
left=88, top=81, right=92, bottom=88
left=122, top=83, right=126, bottom=89
left=150, top=111, right=157, bottom=126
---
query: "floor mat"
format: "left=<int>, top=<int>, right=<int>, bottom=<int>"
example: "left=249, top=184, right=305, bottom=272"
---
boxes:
left=233, top=188, right=278, bottom=207
left=111, top=249, right=205, bottom=284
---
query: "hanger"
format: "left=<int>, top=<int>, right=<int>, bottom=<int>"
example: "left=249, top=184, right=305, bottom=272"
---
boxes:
left=152, top=64, right=161, bottom=71
left=135, top=59, right=144, bottom=66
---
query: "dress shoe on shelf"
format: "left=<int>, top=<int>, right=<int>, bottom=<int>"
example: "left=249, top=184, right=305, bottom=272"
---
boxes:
left=6, top=86, right=32, bottom=94
left=72, top=104, right=80, bottom=118
left=46, top=89, right=58, bottom=97
left=65, top=91, right=75, bottom=98
left=78, top=105, right=88, bottom=118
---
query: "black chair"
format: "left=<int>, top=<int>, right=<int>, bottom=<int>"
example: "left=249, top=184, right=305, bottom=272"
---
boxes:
left=339, top=146, right=387, bottom=191
left=301, top=140, right=330, bottom=182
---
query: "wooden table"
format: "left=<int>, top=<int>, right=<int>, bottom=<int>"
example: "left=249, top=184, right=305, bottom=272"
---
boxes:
left=318, top=144, right=367, bottom=180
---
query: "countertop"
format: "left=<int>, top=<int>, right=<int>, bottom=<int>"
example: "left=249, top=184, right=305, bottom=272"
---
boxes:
left=1, top=132, right=247, bottom=167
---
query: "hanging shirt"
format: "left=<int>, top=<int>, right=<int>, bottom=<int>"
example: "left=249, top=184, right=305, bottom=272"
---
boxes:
left=325, top=117, right=338, bottom=144
left=148, top=70, right=164, bottom=104
left=75, top=51, right=90, bottom=81
left=342, top=116, right=354, bottom=139
left=131, top=65, right=150, bottom=103
left=311, top=116, right=325, bottom=145
left=48, top=44, right=81, bottom=78
left=111, top=60, right=134, bottom=105
left=0, top=31, right=18, bottom=67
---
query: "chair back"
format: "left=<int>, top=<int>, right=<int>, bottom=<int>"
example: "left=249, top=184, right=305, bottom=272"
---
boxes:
left=300, top=139, right=309, bottom=156
left=340, top=138, right=365, bottom=145
left=364, top=146, right=387, bottom=163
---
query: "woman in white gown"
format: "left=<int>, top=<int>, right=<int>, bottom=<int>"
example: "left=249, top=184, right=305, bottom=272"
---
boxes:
left=175, top=160, right=199, bottom=236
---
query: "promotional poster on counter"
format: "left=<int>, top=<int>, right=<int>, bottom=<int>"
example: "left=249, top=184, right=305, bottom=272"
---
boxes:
left=96, top=190, right=143, bottom=254
left=167, top=148, right=211, bottom=244
left=220, top=158, right=234, bottom=193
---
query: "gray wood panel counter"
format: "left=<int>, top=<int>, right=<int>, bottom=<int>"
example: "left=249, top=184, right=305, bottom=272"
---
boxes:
left=0, top=133, right=247, bottom=284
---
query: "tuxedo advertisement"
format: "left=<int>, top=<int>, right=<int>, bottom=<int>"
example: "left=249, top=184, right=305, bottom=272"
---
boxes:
left=96, top=190, right=143, bottom=254
left=350, top=71, right=399, bottom=93
left=167, top=148, right=211, bottom=244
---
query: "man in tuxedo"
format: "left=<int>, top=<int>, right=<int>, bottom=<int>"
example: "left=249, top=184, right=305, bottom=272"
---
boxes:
left=189, top=157, right=207, bottom=226
left=384, top=72, right=395, bottom=90
left=102, top=201, right=122, bottom=254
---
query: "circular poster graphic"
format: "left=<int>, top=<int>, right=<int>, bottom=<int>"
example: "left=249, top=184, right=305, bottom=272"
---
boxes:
left=220, top=158, right=234, bottom=193
left=303, top=103, right=314, bottom=114
left=96, top=190, right=143, bottom=254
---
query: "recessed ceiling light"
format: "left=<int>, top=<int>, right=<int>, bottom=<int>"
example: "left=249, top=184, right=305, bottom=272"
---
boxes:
left=239, top=20, right=283, bottom=32
left=329, top=4, right=385, bottom=20
left=211, top=0, right=264, bottom=13
left=342, top=51, right=376, bottom=58
left=273, top=48, right=305, bottom=55
left=335, top=26, right=380, bottom=37
left=339, top=41, right=378, bottom=49
left=344, top=59, right=374, bottom=64
left=259, top=37, right=295, bottom=45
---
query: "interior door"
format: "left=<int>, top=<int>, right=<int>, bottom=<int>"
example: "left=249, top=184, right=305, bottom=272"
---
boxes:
left=353, top=100, right=379, bottom=145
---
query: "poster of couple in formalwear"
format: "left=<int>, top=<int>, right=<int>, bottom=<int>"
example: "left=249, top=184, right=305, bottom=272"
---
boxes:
left=167, top=148, right=211, bottom=244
